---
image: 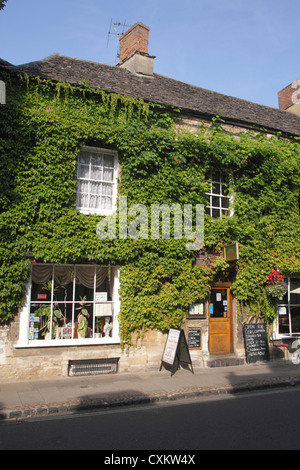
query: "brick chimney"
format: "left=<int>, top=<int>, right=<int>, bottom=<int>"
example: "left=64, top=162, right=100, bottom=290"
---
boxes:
left=118, top=22, right=155, bottom=77
left=278, top=80, right=300, bottom=116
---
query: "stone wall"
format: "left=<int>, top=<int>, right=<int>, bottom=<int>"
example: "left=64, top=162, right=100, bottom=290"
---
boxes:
left=0, top=317, right=247, bottom=381
left=0, top=323, right=169, bottom=381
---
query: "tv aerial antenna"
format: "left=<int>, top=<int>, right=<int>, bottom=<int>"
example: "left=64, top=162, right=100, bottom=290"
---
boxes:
left=107, top=19, right=131, bottom=60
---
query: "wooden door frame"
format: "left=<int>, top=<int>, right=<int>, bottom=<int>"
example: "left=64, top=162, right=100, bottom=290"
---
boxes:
left=209, top=282, right=233, bottom=354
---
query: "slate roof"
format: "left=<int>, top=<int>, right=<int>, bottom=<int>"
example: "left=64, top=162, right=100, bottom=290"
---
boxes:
left=0, top=58, right=12, bottom=66
left=1, top=53, right=300, bottom=137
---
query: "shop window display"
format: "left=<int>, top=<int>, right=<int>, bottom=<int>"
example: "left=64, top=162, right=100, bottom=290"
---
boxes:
left=22, top=264, right=119, bottom=345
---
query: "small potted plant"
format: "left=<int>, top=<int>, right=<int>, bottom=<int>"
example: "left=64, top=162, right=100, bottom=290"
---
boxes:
left=95, top=317, right=102, bottom=338
left=35, top=304, right=63, bottom=339
left=76, top=296, right=90, bottom=338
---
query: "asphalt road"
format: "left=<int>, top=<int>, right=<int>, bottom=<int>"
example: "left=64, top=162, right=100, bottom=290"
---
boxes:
left=1, top=387, right=300, bottom=451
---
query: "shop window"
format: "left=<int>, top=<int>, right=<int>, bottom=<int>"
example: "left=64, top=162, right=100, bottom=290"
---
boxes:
left=276, top=278, right=300, bottom=336
left=18, top=264, right=120, bottom=346
left=205, top=170, right=232, bottom=218
left=76, top=147, right=118, bottom=215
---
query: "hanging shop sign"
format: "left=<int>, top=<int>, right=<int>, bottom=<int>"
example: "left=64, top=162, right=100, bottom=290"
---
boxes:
left=224, top=242, right=239, bottom=262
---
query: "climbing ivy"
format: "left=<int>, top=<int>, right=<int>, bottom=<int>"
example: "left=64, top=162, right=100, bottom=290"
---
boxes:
left=0, top=69, right=299, bottom=345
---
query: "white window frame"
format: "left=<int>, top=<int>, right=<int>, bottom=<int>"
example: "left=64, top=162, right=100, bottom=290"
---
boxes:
left=15, top=264, right=121, bottom=348
left=76, top=146, right=118, bottom=216
left=206, top=170, right=233, bottom=218
left=273, top=277, right=300, bottom=339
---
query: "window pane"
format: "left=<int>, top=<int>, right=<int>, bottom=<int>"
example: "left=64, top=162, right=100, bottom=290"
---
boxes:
left=291, top=306, right=300, bottom=334
left=212, top=183, right=220, bottom=195
left=29, top=303, right=52, bottom=340
left=77, top=192, right=88, bottom=208
left=90, top=165, right=102, bottom=180
left=279, top=312, right=290, bottom=334
left=212, top=208, right=220, bottom=218
left=290, top=279, right=300, bottom=304
left=103, top=168, right=113, bottom=182
left=103, top=155, right=114, bottom=168
left=78, top=180, right=89, bottom=193
left=210, top=289, right=227, bottom=318
left=102, top=196, right=112, bottom=210
left=54, top=266, right=73, bottom=298
left=89, top=194, right=101, bottom=209
left=221, top=196, right=229, bottom=209
left=90, top=182, right=101, bottom=194
left=91, top=154, right=102, bottom=166
left=30, top=280, right=51, bottom=302
left=53, top=303, right=72, bottom=339
left=102, top=183, right=112, bottom=196
left=79, top=151, right=90, bottom=164
left=75, top=302, right=94, bottom=338
left=75, top=266, right=95, bottom=301
left=78, top=164, right=90, bottom=179
left=212, top=196, right=220, bottom=207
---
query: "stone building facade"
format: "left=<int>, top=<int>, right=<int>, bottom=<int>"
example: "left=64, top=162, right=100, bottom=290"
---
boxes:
left=0, top=23, right=299, bottom=380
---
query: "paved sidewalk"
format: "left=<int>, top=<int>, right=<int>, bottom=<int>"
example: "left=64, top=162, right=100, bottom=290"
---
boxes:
left=1, top=360, right=300, bottom=421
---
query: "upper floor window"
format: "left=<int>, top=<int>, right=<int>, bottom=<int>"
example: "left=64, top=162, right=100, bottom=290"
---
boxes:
left=206, top=170, right=231, bottom=218
left=76, top=147, right=118, bottom=215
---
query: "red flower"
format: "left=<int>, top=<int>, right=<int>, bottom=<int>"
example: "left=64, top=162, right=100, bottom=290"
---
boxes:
left=267, top=269, right=284, bottom=285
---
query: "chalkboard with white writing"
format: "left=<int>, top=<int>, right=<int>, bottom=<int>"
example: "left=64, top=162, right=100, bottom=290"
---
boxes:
left=244, top=323, right=270, bottom=363
left=187, top=327, right=201, bottom=349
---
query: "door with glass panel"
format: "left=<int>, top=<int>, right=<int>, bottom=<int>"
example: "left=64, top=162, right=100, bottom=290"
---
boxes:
left=209, top=286, right=233, bottom=355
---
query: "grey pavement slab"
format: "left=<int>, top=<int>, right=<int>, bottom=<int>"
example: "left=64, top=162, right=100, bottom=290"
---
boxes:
left=1, top=361, right=300, bottom=421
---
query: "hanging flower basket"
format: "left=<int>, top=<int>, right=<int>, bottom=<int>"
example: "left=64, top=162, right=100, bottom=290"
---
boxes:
left=265, top=270, right=287, bottom=300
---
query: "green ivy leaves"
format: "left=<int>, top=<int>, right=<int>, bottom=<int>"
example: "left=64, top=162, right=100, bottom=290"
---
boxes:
left=0, top=70, right=299, bottom=337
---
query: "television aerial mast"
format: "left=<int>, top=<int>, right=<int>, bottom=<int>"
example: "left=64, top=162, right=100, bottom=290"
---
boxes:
left=107, top=19, right=131, bottom=61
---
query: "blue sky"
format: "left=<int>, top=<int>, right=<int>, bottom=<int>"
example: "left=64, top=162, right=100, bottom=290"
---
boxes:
left=0, top=0, right=299, bottom=108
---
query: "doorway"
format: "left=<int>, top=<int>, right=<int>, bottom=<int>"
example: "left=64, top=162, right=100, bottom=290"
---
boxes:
left=209, top=284, right=233, bottom=355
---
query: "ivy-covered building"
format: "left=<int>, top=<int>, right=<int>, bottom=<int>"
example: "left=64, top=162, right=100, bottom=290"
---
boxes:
left=0, top=22, right=299, bottom=380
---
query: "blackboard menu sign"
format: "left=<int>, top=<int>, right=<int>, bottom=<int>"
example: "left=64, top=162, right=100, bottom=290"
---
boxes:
left=244, top=323, right=270, bottom=363
left=187, top=327, right=201, bottom=349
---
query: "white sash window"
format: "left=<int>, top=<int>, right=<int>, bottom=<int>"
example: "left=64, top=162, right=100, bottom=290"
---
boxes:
left=76, top=147, right=118, bottom=215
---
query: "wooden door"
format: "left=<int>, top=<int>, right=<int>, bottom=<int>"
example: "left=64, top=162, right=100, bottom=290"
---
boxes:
left=209, top=286, right=233, bottom=355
